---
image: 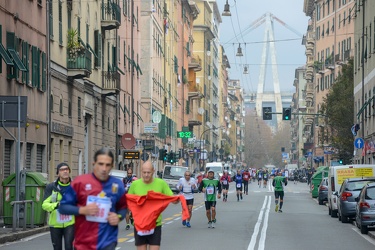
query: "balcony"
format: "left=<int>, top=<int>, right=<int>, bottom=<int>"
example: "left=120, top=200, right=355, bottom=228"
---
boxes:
left=188, top=112, right=202, bottom=127
left=188, top=81, right=204, bottom=99
left=101, top=2, right=121, bottom=30
left=188, top=55, right=202, bottom=72
left=102, top=71, right=120, bottom=95
left=67, top=48, right=92, bottom=79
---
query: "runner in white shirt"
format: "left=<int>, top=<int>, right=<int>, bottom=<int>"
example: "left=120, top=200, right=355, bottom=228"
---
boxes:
left=177, top=171, right=197, bottom=228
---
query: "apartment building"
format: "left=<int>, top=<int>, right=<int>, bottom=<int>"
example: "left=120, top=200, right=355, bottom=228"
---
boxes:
left=49, top=0, right=119, bottom=178
left=0, top=0, right=48, bottom=216
left=353, top=0, right=375, bottom=163
left=303, top=0, right=354, bottom=167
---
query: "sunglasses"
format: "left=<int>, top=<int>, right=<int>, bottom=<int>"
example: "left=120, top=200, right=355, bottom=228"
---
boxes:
left=59, top=168, right=69, bottom=172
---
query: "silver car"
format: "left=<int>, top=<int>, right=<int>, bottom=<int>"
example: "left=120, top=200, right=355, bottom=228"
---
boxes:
left=336, top=177, right=375, bottom=223
left=355, top=182, right=375, bottom=234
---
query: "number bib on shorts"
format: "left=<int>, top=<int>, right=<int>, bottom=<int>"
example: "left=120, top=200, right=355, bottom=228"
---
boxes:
left=85, top=195, right=112, bottom=223
left=56, top=210, right=72, bottom=223
left=236, top=183, right=241, bottom=188
left=206, top=186, right=214, bottom=195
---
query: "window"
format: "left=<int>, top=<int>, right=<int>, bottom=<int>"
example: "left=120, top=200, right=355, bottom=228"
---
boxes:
left=26, top=143, right=33, bottom=170
left=94, top=30, right=102, bottom=68
left=68, top=99, right=72, bottom=117
left=108, top=117, right=110, bottom=130
left=59, top=96, right=63, bottom=115
left=36, top=144, right=45, bottom=172
left=369, top=90, right=372, bottom=117
left=94, top=104, right=98, bottom=125
left=78, top=97, right=81, bottom=120
left=59, top=140, right=64, bottom=162
left=49, top=1, right=53, bottom=39
left=58, top=0, right=62, bottom=45
left=50, top=94, right=54, bottom=112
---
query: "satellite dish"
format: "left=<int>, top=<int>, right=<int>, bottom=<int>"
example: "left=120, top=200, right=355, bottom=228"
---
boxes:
left=198, top=107, right=204, bottom=114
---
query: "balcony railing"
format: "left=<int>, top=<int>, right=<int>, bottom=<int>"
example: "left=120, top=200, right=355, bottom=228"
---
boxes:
left=101, top=2, right=121, bottom=30
left=102, top=71, right=120, bottom=91
left=189, top=55, right=202, bottom=72
left=67, top=48, right=92, bottom=78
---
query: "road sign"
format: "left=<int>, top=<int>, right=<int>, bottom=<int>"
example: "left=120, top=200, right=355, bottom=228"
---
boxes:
left=121, top=133, right=136, bottom=149
left=0, top=96, right=28, bottom=127
left=123, top=150, right=140, bottom=159
left=354, top=138, right=364, bottom=149
left=144, top=123, right=159, bottom=133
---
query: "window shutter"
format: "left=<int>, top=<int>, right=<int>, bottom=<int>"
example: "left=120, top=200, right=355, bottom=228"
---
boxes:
left=6, top=32, right=15, bottom=79
left=112, top=45, right=116, bottom=69
left=32, top=46, right=38, bottom=88
left=0, top=25, right=2, bottom=74
left=58, top=0, right=62, bottom=44
left=42, top=52, right=46, bottom=91
left=22, top=41, right=28, bottom=83
left=37, top=48, right=40, bottom=89
left=49, top=1, right=53, bottom=38
left=94, top=30, right=101, bottom=67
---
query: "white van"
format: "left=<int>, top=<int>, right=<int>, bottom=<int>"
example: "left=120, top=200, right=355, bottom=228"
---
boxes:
left=327, top=164, right=375, bottom=217
left=205, top=162, right=224, bottom=178
left=162, top=165, right=188, bottom=193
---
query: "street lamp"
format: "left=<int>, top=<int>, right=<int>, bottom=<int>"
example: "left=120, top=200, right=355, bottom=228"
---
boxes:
left=199, top=126, right=225, bottom=171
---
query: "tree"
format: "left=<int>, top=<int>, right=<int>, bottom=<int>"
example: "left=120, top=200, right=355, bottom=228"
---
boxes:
left=321, top=59, right=354, bottom=164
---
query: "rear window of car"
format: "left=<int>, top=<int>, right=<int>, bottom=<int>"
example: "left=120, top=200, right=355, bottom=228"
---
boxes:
left=346, top=181, right=374, bottom=191
left=365, top=187, right=375, bottom=200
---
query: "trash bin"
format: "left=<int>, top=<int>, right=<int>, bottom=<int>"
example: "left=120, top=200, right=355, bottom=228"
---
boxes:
left=311, top=166, right=329, bottom=198
left=2, top=171, right=48, bottom=226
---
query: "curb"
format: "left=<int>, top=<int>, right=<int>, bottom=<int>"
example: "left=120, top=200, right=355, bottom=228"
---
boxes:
left=0, top=226, right=49, bottom=244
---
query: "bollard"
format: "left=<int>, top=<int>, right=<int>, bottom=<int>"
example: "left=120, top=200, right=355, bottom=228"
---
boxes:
left=10, top=200, right=34, bottom=232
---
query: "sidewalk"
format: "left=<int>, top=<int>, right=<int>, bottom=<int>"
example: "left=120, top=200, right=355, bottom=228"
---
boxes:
left=0, top=218, right=49, bottom=244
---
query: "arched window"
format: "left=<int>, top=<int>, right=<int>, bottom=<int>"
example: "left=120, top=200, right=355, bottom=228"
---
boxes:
left=59, top=96, right=63, bottom=115
left=50, top=94, right=54, bottom=112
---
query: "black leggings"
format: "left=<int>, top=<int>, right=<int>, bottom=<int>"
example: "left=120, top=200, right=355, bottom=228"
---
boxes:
left=50, top=225, right=74, bottom=250
left=243, top=181, right=249, bottom=193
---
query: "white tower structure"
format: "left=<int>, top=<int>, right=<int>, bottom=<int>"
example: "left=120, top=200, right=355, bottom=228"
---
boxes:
left=255, top=13, right=283, bottom=128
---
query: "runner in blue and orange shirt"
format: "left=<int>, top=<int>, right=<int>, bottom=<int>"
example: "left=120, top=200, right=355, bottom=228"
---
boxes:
left=59, top=148, right=127, bottom=250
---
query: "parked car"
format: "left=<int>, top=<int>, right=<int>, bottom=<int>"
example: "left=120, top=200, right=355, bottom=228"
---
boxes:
left=318, top=177, right=329, bottom=205
left=355, top=182, right=375, bottom=234
left=336, top=177, right=375, bottom=223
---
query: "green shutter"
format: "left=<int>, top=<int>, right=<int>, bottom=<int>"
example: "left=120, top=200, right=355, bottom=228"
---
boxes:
left=49, top=1, right=53, bottom=39
left=42, top=52, right=46, bottom=91
left=0, top=25, right=2, bottom=73
left=22, top=41, right=28, bottom=83
left=186, top=100, right=190, bottom=114
left=77, top=18, right=81, bottom=37
left=32, top=46, right=38, bottom=88
left=94, top=30, right=101, bottom=67
left=6, top=32, right=15, bottom=79
left=112, top=45, right=116, bottom=69
left=58, top=0, right=62, bottom=45
left=37, top=48, right=40, bottom=89
left=158, top=114, right=166, bottom=139
left=26, top=43, right=29, bottom=85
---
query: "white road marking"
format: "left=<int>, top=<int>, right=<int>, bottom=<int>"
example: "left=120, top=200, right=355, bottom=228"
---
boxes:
left=127, top=238, right=135, bottom=242
left=248, top=196, right=268, bottom=250
left=351, top=227, right=375, bottom=246
left=174, top=217, right=180, bottom=221
left=165, top=221, right=173, bottom=224
left=0, top=232, right=49, bottom=247
left=258, top=196, right=271, bottom=250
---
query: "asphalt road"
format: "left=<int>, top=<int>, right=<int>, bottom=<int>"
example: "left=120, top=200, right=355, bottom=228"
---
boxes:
left=1, top=179, right=375, bottom=250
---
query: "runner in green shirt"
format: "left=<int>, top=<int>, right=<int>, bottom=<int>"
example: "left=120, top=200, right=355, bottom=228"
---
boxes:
left=272, top=172, right=288, bottom=213
left=198, top=170, right=222, bottom=228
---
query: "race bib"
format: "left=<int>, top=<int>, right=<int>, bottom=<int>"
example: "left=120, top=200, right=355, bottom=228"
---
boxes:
left=222, top=180, right=228, bottom=185
left=236, top=183, right=241, bottom=188
left=125, top=183, right=131, bottom=191
left=206, top=186, right=214, bottom=195
left=85, top=195, right=112, bottom=223
left=56, top=210, right=72, bottom=223
left=244, top=175, right=248, bottom=179
left=137, top=228, right=155, bottom=236
left=258, top=174, right=262, bottom=178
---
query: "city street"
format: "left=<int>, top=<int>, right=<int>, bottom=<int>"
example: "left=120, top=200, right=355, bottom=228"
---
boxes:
left=1, top=181, right=374, bottom=250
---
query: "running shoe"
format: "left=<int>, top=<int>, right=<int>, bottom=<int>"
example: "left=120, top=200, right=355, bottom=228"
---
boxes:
left=182, top=220, right=186, bottom=226
left=208, top=221, right=212, bottom=228
left=126, top=224, right=130, bottom=230
left=211, top=221, right=216, bottom=228
left=275, top=204, right=279, bottom=212
left=186, top=221, right=191, bottom=228
left=212, top=219, right=216, bottom=223
left=278, top=209, right=283, bottom=213
left=240, top=195, right=243, bottom=200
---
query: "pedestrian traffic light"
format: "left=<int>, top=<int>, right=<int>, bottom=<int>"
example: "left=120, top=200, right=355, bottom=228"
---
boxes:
left=339, top=159, right=343, bottom=164
left=282, top=108, right=291, bottom=120
left=263, top=107, right=272, bottom=120
left=169, top=152, right=175, bottom=163
left=158, top=149, right=166, bottom=161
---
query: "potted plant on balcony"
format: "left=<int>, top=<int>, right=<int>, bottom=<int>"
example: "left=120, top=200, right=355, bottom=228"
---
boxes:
left=67, top=29, right=85, bottom=62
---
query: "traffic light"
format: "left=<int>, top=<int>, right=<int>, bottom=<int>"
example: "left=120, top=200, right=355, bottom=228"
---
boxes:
left=263, top=107, right=272, bottom=120
left=282, top=108, right=291, bottom=120
left=158, top=149, right=166, bottom=161
left=169, top=152, right=175, bottom=163
left=339, top=159, right=343, bottom=164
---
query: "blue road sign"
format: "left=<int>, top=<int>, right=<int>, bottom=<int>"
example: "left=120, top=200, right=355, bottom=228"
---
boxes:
left=354, top=138, right=364, bottom=149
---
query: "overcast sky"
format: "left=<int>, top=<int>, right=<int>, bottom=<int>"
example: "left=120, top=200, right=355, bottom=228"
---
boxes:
left=216, top=0, right=309, bottom=93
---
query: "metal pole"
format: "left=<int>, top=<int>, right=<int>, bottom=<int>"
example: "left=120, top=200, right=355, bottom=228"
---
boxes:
left=12, top=202, right=16, bottom=232
left=31, top=201, right=34, bottom=229
left=16, top=95, right=21, bottom=227
left=361, top=0, right=366, bottom=164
